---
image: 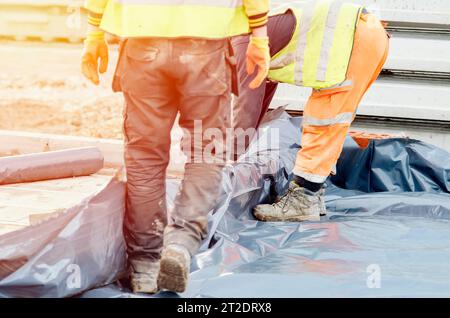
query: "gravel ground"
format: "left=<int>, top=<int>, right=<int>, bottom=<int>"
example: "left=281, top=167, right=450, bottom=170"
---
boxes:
left=0, top=4, right=287, bottom=139
left=0, top=40, right=124, bottom=139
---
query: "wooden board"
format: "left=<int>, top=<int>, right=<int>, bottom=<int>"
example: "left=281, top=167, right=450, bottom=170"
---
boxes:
left=0, top=170, right=115, bottom=236
left=0, top=130, right=185, bottom=236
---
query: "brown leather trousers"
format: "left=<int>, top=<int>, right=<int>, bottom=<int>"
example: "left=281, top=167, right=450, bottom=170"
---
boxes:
left=114, top=38, right=234, bottom=269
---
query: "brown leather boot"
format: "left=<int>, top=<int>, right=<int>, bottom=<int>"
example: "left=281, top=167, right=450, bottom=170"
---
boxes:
left=129, top=260, right=160, bottom=294
left=157, top=244, right=191, bottom=293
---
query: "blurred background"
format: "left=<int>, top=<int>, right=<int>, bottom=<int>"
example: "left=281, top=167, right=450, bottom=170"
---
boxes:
left=0, top=0, right=449, bottom=150
left=0, top=0, right=123, bottom=139
left=0, top=0, right=293, bottom=140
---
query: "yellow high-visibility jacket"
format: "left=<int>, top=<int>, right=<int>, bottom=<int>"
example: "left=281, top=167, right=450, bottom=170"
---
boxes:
left=268, top=0, right=363, bottom=90
left=85, top=0, right=270, bottom=38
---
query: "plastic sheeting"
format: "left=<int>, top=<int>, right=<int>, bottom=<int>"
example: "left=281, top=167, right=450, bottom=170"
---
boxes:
left=186, top=113, right=450, bottom=298
left=0, top=172, right=126, bottom=298
left=84, top=110, right=450, bottom=298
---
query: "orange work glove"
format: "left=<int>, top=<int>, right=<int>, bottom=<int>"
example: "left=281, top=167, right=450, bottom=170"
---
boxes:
left=81, top=31, right=109, bottom=85
left=246, top=36, right=270, bottom=89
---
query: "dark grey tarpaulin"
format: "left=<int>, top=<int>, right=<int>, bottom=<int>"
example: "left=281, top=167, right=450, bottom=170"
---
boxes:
left=0, top=174, right=126, bottom=298
left=84, top=110, right=450, bottom=298
left=2, top=110, right=450, bottom=297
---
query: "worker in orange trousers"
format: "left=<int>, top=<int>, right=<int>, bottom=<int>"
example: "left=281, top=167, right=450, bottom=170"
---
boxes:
left=232, top=7, right=390, bottom=222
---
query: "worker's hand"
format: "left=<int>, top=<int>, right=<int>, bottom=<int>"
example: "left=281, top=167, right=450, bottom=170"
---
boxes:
left=81, top=31, right=109, bottom=85
left=246, top=36, right=270, bottom=89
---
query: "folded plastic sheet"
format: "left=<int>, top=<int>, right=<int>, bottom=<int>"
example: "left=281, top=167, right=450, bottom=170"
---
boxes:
left=83, top=110, right=450, bottom=298
left=0, top=172, right=126, bottom=298
left=0, top=147, right=104, bottom=185
left=331, top=137, right=450, bottom=193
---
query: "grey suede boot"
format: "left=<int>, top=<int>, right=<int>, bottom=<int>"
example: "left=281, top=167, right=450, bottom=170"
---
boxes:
left=253, top=181, right=326, bottom=222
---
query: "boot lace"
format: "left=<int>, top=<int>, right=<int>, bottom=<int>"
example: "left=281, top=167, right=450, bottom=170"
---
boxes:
left=274, top=186, right=307, bottom=214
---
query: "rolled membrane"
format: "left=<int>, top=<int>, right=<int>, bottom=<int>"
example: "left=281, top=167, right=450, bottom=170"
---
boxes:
left=0, top=147, right=104, bottom=185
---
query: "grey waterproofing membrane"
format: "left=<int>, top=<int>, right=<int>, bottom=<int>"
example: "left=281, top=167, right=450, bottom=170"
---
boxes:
left=1, top=110, right=449, bottom=297
left=1, top=0, right=449, bottom=297
left=0, top=172, right=126, bottom=298
left=81, top=110, right=450, bottom=298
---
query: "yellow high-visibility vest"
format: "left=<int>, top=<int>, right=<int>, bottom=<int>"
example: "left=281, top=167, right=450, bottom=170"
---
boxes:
left=99, top=0, right=250, bottom=38
left=268, top=0, right=363, bottom=90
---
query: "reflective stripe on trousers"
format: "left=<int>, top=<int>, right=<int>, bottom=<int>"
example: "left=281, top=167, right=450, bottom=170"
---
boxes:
left=302, top=110, right=354, bottom=127
left=293, top=14, right=390, bottom=183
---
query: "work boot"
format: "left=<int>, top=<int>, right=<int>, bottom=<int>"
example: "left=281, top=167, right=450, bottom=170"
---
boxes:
left=253, top=181, right=326, bottom=222
left=129, top=260, right=160, bottom=294
left=157, top=244, right=191, bottom=293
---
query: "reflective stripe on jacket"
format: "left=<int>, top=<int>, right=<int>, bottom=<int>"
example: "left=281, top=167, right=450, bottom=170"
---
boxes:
left=85, top=0, right=270, bottom=38
left=268, top=0, right=363, bottom=90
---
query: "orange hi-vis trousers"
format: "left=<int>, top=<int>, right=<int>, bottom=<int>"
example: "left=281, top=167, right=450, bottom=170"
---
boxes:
left=293, top=14, right=390, bottom=183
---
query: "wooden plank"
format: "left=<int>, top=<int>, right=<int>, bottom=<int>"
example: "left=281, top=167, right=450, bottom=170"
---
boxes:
left=0, top=223, right=25, bottom=236
left=0, top=205, right=42, bottom=224
left=0, top=188, right=88, bottom=210
left=29, top=211, right=64, bottom=226
left=0, top=130, right=185, bottom=173
left=1, top=174, right=113, bottom=194
left=0, top=131, right=185, bottom=236
left=0, top=169, right=116, bottom=236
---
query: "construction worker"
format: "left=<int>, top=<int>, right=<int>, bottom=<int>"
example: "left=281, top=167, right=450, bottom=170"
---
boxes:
left=232, top=1, right=390, bottom=222
left=81, top=0, right=271, bottom=293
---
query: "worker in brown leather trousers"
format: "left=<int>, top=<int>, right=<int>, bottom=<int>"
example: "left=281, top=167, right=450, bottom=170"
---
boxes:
left=119, top=38, right=235, bottom=288
left=81, top=0, right=271, bottom=293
